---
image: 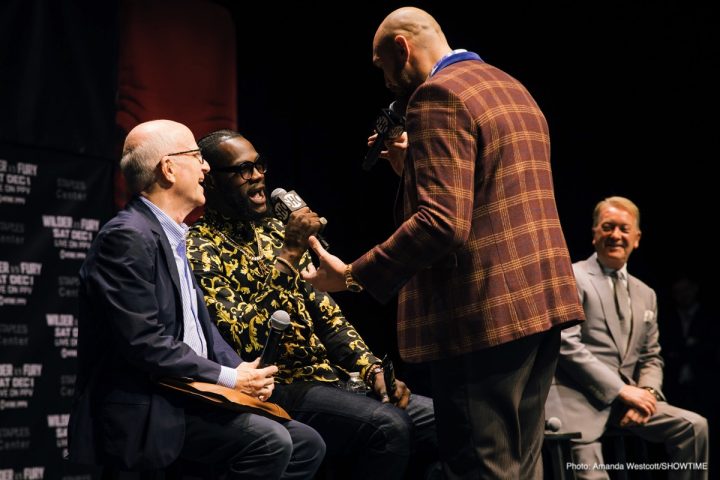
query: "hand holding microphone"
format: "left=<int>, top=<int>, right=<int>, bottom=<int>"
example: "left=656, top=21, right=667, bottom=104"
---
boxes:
left=363, top=101, right=407, bottom=172
left=271, top=188, right=330, bottom=251
left=367, top=131, right=408, bottom=176
left=234, top=310, right=290, bottom=401
left=369, top=356, right=411, bottom=409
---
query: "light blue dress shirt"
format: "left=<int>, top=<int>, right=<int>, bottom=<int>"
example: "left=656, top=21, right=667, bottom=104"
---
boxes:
left=140, top=197, right=236, bottom=388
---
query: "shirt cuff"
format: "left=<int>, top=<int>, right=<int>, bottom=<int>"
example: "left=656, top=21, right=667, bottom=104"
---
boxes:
left=217, top=366, right=237, bottom=389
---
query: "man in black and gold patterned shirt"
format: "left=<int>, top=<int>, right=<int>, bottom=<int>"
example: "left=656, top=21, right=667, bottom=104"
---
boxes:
left=187, top=130, right=437, bottom=479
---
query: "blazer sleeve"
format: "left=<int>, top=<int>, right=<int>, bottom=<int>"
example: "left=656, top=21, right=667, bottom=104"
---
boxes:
left=86, top=225, right=224, bottom=383
left=557, top=269, right=626, bottom=405
left=353, top=82, right=476, bottom=302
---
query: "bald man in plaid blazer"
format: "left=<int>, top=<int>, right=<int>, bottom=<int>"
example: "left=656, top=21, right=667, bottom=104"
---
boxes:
left=304, top=7, right=583, bottom=479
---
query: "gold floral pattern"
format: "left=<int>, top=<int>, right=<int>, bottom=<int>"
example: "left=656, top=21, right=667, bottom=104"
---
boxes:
left=187, top=209, right=380, bottom=384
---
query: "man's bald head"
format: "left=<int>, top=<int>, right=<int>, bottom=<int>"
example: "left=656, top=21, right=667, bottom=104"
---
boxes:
left=373, top=7, right=450, bottom=98
left=375, top=7, right=445, bottom=51
left=121, top=120, right=194, bottom=195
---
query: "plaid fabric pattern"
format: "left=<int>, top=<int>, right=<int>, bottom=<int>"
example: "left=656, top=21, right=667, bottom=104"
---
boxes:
left=353, top=61, right=583, bottom=362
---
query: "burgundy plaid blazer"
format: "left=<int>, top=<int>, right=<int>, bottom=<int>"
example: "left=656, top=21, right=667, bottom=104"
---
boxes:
left=353, top=59, right=583, bottom=363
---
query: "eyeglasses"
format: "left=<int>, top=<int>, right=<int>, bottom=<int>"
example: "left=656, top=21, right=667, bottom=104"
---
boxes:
left=166, top=148, right=205, bottom=164
left=211, top=155, right=267, bottom=180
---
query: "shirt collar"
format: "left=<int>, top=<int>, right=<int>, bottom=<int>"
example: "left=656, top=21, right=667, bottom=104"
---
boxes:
left=202, top=207, right=271, bottom=242
left=429, top=49, right=482, bottom=77
left=139, top=196, right=188, bottom=250
left=598, top=260, right=628, bottom=281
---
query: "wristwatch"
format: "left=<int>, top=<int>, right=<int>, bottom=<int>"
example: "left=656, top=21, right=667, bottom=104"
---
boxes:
left=344, top=264, right=363, bottom=292
left=642, top=386, right=661, bottom=401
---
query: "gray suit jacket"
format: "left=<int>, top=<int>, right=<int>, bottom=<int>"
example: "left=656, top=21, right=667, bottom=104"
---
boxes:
left=545, top=253, right=663, bottom=441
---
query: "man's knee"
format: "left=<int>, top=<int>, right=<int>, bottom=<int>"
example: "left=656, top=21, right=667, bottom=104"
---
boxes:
left=667, top=408, right=709, bottom=443
left=260, top=420, right=295, bottom=461
left=370, top=404, right=413, bottom=455
left=685, top=411, right=708, bottom=442
left=285, top=419, right=327, bottom=465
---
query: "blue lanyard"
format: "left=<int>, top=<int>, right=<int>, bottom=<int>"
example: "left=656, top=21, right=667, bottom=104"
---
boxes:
left=429, top=49, right=483, bottom=77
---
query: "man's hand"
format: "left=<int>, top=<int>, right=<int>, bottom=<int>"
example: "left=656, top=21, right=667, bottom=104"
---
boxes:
left=617, top=385, right=657, bottom=416
left=235, top=358, right=277, bottom=401
left=371, top=372, right=411, bottom=409
left=301, top=236, right=348, bottom=292
left=367, top=131, right=407, bottom=176
left=280, top=207, right=324, bottom=261
left=619, top=406, right=652, bottom=427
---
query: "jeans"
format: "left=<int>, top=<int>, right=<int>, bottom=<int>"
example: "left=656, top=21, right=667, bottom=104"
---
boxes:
left=180, top=405, right=326, bottom=480
left=273, top=382, right=437, bottom=480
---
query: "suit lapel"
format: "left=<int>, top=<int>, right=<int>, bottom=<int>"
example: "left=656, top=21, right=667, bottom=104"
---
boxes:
left=130, top=198, right=183, bottom=301
left=191, top=273, right=215, bottom=358
left=625, top=275, right=643, bottom=361
left=586, top=254, right=627, bottom=359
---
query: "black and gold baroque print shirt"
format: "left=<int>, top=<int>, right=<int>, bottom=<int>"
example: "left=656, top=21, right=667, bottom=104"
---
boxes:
left=187, top=209, right=380, bottom=384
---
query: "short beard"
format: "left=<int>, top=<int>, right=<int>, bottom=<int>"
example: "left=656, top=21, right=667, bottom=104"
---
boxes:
left=234, top=195, right=271, bottom=222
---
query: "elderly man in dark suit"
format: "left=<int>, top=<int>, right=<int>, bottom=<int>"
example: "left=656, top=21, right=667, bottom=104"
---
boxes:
left=303, top=7, right=583, bottom=479
left=67, top=119, right=324, bottom=478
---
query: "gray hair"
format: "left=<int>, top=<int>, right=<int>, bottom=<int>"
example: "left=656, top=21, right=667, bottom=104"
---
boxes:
left=593, top=196, right=641, bottom=229
left=120, top=129, right=175, bottom=195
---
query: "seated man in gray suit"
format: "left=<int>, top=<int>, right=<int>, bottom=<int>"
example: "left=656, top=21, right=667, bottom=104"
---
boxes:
left=545, top=196, right=708, bottom=480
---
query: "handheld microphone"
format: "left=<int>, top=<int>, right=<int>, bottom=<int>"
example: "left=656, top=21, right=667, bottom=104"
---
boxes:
left=258, top=310, right=291, bottom=367
left=545, top=417, right=562, bottom=432
left=381, top=355, right=398, bottom=402
left=270, top=188, right=329, bottom=250
left=362, top=101, right=406, bottom=171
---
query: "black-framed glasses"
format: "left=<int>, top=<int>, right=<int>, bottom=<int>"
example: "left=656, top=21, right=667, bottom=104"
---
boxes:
left=211, top=155, right=267, bottom=180
left=166, top=148, right=205, bottom=164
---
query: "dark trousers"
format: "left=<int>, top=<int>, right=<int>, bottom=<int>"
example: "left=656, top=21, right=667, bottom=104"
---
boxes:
left=180, top=405, right=325, bottom=480
left=429, top=328, right=560, bottom=480
left=275, top=383, right=437, bottom=480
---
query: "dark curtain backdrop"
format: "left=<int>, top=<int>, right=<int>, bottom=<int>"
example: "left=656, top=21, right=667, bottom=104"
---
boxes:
left=226, top=0, right=720, bottom=389
left=1, top=0, right=718, bottom=477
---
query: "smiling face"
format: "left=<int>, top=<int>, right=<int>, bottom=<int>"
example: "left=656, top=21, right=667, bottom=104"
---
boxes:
left=164, top=125, right=210, bottom=211
left=592, top=204, right=641, bottom=270
left=209, top=136, right=269, bottom=220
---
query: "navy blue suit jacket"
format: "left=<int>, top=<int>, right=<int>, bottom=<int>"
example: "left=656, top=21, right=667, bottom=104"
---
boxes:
left=68, top=197, right=241, bottom=469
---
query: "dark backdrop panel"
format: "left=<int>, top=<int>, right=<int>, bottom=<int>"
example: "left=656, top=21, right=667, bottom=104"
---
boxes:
left=0, top=144, right=113, bottom=478
left=0, top=0, right=119, bottom=159
left=226, top=1, right=719, bottom=395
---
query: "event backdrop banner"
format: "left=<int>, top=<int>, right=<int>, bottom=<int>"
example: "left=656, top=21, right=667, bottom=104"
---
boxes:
left=0, top=144, right=113, bottom=479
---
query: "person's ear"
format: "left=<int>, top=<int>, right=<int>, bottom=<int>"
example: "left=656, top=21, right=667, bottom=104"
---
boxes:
left=158, top=156, right=176, bottom=185
left=394, top=35, right=410, bottom=63
left=634, top=229, right=641, bottom=249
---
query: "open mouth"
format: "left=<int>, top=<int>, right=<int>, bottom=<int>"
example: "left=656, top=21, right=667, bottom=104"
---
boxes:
left=248, top=186, right=266, bottom=206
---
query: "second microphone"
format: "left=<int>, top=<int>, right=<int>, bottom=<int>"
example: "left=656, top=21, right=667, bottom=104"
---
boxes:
left=259, top=310, right=291, bottom=367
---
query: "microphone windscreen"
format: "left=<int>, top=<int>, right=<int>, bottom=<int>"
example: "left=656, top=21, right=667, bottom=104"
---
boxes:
left=269, top=310, right=291, bottom=330
left=270, top=188, right=287, bottom=204
left=545, top=417, right=562, bottom=432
